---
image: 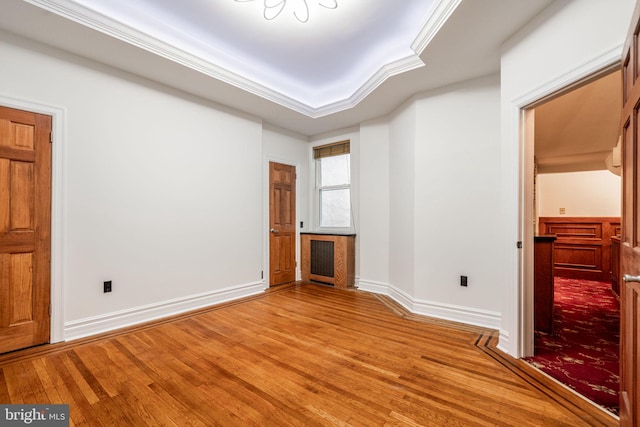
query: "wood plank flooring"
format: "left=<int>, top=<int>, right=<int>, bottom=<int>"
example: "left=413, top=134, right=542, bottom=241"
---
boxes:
left=0, top=283, right=618, bottom=426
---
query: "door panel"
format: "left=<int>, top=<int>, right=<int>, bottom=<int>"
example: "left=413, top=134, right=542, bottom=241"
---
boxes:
left=0, top=106, right=51, bottom=354
left=620, top=3, right=640, bottom=425
left=11, top=253, right=35, bottom=323
left=11, top=161, right=35, bottom=230
left=269, top=162, right=296, bottom=286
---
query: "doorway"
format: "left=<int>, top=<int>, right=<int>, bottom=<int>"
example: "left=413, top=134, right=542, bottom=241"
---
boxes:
left=269, top=161, right=296, bottom=286
left=522, top=69, right=622, bottom=411
left=0, top=106, right=52, bottom=353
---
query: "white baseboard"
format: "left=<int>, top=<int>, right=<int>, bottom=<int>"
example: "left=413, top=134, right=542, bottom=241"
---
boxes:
left=497, top=329, right=510, bottom=354
left=64, top=281, right=264, bottom=341
left=355, top=278, right=389, bottom=294
left=388, top=285, right=415, bottom=312
left=410, top=297, right=501, bottom=330
left=356, top=278, right=501, bottom=330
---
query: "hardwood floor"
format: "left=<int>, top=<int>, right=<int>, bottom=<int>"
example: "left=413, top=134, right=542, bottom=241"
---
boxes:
left=0, top=283, right=617, bottom=426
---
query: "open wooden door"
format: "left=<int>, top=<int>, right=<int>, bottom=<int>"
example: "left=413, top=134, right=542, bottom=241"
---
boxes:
left=620, top=4, right=640, bottom=424
left=269, top=162, right=296, bottom=286
left=0, top=106, right=51, bottom=353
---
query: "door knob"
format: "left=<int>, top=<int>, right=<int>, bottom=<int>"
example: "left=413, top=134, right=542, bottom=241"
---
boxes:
left=270, top=228, right=278, bottom=233
left=623, top=274, right=640, bottom=282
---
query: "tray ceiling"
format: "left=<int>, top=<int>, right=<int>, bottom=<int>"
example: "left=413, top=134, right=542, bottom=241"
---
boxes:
left=20, top=0, right=447, bottom=116
left=2, top=0, right=555, bottom=136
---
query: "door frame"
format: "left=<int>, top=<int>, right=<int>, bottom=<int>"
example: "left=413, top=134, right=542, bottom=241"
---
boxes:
left=263, top=155, right=300, bottom=288
left=0, top=95, right=65, bottom=344
left=516, top=51, right=621, bottom=357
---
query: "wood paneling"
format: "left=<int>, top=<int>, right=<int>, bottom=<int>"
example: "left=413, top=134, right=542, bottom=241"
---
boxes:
left=538, top=217, right=620, bottom=281
left=534, top=236, right=556, bottom=333
left=554, top=244, right=601, bottom=269
left=301, top=233, right=355, bottom=288
left=0, top=284, right=617, bottom=426
left=611, top=236, right=621, bottom=296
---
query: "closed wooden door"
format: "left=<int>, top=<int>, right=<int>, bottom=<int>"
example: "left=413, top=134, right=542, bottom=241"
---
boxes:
left=269, top=162, right=296, bottom=286
left=0, top=106, right=51, bottom=353
left=620, top=4, right=640, bottom=425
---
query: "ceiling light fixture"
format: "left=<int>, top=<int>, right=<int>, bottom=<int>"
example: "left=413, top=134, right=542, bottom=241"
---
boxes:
left=235, top=0, right=338, bottom=24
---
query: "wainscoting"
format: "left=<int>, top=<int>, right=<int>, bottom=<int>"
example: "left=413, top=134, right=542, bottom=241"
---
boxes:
left=538, top=217, right=621, bottom=282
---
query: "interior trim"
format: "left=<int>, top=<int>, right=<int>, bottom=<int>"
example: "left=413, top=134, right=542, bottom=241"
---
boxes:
left=64, top=280, right=264, bottom=341
left=0, top=94, right=66, bottom=345
left=357, top=278, right=501, bottom=330
left=23, top=0, right=460, bottom=117
left=508, top=43, right=623, bottom=358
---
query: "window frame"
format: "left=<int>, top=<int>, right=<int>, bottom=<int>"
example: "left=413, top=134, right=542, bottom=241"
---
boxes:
left=313, top=141, right=352, bottom=233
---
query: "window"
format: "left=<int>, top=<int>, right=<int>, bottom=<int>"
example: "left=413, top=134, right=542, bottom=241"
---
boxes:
left=315, top=141, right=351, bottom=229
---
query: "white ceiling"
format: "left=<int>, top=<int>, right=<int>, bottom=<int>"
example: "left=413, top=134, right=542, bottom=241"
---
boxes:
left=59, top=0, right=439, bottom=111
left=535, top=71, right=622, bottom=174
left=1, top=0, right=555, bottom=137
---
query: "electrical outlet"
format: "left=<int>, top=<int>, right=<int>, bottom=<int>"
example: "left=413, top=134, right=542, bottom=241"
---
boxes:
left=104, top=280, right=112, bottom=293
left=300, top=221, right=304, bottom=228
left=460, top=276, right=468, bottom=287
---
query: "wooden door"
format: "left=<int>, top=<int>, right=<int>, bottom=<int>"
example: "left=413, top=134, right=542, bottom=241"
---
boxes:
left=269, top=162, right=296, bottom=286
left=0, top=106, right=51, bottom=353
left=620, top=4, right=640, bottom=424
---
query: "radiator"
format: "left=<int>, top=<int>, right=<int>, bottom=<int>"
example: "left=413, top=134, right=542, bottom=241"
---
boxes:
left=310, top=240, right=334, bottom=278
left=301, top=233, right=355, bottom=288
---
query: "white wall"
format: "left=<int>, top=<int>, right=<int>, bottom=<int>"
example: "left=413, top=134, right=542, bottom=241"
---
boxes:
left=262, top=124, right=309, bottom=280
left=0, top=31, right=265, bottom=339
left=414, top=75, right=502, bottom=318
left=537, top=170, right=621, bottom=217
left=500, top=0, right=635, bottom=356
left=388, top=102, right=416, bottom=297
left=357, top=76, right=502, bottom=328
left=358, top=118, right=390, bottom=289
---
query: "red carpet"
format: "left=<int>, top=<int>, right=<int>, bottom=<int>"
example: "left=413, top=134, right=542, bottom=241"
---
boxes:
left=525, top=277, right=620, bottom=414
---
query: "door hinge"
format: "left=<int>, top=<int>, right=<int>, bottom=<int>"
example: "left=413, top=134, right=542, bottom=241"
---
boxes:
left=517, top=241, right=523, bottom=249
left=48, top=303, right=52, bottom=316
left=49, top=131, right=53, bottom=143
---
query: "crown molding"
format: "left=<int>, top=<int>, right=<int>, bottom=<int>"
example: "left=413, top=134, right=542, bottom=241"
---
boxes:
left=311, top=54, right=426, bottom=118
left=23, top=0, right=453, bottom=118
left=412, top=0, right=462, bottom=54
left=23, top=0, right=308, bottom=108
